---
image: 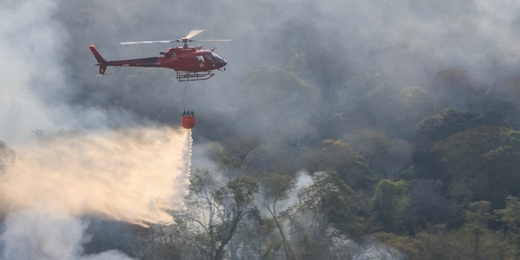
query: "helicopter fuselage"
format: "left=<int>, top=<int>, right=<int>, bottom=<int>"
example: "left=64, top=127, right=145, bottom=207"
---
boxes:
left=93, top=46, right=227, bottom=73
left=90, top=45, right=227, bottom=81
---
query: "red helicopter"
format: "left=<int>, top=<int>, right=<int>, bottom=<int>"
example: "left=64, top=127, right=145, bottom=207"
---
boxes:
left=89, top=30, right=234, bottom=82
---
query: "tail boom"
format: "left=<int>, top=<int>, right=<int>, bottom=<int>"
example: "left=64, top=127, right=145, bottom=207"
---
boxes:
left=89, top=45, right=163, bottom=75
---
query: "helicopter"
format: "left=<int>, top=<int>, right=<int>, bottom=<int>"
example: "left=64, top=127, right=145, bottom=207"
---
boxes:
left=89, top=30, right=234, bottom=82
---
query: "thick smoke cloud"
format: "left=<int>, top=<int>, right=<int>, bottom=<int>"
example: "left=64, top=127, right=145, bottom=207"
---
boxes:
left=1, top=0, right=194, bottom=258
left=0, top=0, right=70, bottom=142
left=57, top=0, right=520, bottom=142
left=0, top=207, right=134, bottom=260
left=0, top=0, right=140, bottom=143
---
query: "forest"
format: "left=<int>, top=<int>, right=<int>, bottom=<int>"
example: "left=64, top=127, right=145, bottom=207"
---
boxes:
left=2, top=0, right=520, bottom=259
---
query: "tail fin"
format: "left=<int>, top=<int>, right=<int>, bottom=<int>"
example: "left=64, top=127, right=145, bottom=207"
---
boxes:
left=89, top=45, right=108, bottom=75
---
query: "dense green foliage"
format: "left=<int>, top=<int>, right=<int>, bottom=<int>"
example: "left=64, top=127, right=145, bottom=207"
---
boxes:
left=124, top=59, right=519, bottom=258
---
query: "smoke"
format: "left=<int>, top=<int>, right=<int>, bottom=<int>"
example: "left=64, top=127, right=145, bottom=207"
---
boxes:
left=279, top=170, right=314, bottom=211
left=0, top=206, right=134, bottom=260
left=0, top=0, right=194, bottom=258
left=0, top=0, right=64, bottom=143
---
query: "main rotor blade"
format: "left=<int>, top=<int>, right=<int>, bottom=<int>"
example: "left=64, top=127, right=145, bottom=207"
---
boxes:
left=184, top=30, right=205, bottom=39
left=193, top=39, right=236, bottom=42
left=119, top=29, right=234, bottom=45
left=120, top=40, right=179, bottom=45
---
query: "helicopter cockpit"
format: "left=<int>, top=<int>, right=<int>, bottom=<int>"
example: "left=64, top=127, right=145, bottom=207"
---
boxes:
left=211, top=52, right=227, bottom=68
left=211, top=52, right=224, bottom=61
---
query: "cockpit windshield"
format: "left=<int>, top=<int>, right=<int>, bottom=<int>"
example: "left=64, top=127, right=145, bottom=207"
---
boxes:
left=211, top=52, right=223, bottom=61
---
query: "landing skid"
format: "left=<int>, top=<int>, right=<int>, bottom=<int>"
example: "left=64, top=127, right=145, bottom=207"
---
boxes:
left=175, top=71, right=215, bottom=82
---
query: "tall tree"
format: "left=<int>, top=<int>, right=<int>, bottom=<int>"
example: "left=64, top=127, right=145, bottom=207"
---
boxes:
left=464, top=201, right=494, bottom=259
left=334, top=74, right=406, bottom=138
left=213, top=176, right=260, bottom=260
left=285, top=171, right=366, bottom=260
left=344, top=129, right=412, bottom=179
left=306, top=139, right=378, bottom=191
left=412, top=108, right=490, bottom=180
left=400, top=86, right=439, bottom=137
left=435, top=66, right=473, bottom=110
left=371, top=179, right=409, bottom=234
left=480, top=128, right=520, bottom=206
left=495, top=196, right=520, bottom=257
left=433, top=126, right=520, bottom=209
left=172, top=170, right=259, bottom=260
left=259, top=172, right=297, bottom=259
left=208, top=137, right=266, bottom=178
left=403, top=180, right=449, bottom=232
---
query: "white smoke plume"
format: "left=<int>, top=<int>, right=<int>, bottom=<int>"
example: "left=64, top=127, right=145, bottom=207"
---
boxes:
left=0, top=0, right=194, bottom=258
left=1, top=0, right=73, bottom=143
left=0, top=206, right=134, bottom=260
